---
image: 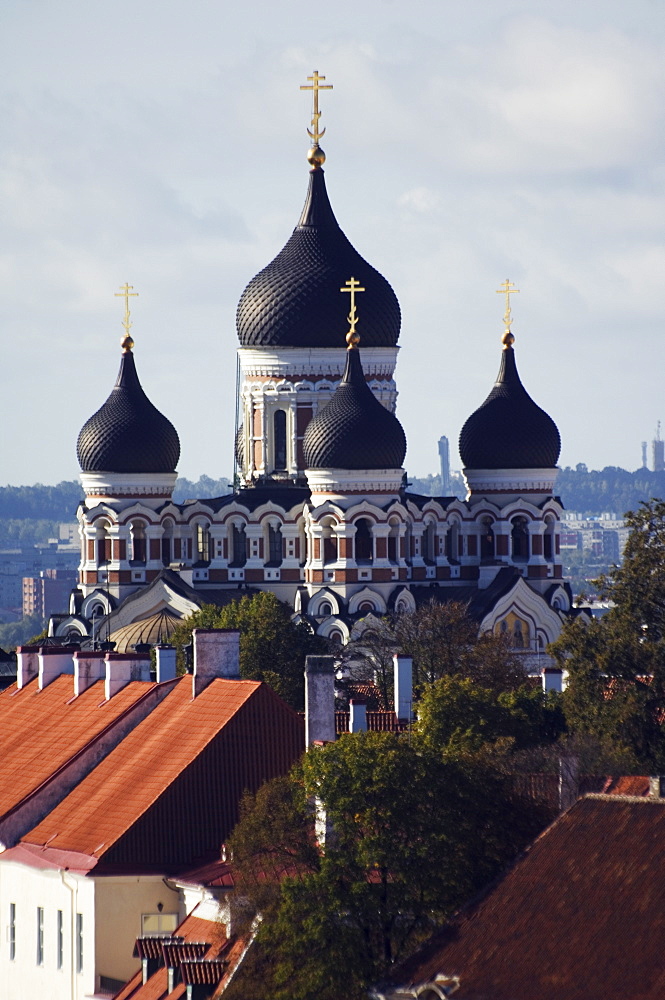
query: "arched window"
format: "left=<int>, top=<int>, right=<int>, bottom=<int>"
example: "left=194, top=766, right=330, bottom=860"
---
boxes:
left=129, top=520, right=147, bottom=564
left=423, top=521, right=436, bottom=564
left=388, top=519, right=400, bottom=564
left=161, top=519, right=174, bottom=566
left=230, top=523, right=247, bottom=567
left=405, top=522, right=413, bottom=565
left=267, top=523, right=283, bottom=565
left=322, top=520, right=338, bottom=565
left=195, top=521, right=211, bottom=564
left=328, top=630, right=343, bottom=644
left=355, top=519, right=373, bottom=563
left=480, top=517, right=495, bottom=561
left=511, top=517, right=530, bottom=561
left=358, top=601, right=375, bottom=613
left=96, top=520, right=111, bottom=565
left=544, top=516, right=556, bottom=561
left=319, top=601, right=333, bottom=617
left=446, top=520, right=460, bottom=563
left=273, top=410, right=287, bottom=471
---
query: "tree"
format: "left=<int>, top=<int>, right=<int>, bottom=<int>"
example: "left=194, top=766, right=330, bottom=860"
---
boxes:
left=394, top=600, right=525, bottom=693
left=551, top=499, right=665, bottom=769
left=170, top=591, right=327, bottom=709
left=227, top=732, right=548, bottom=1000
left=416, top=675, right=565, bottom=754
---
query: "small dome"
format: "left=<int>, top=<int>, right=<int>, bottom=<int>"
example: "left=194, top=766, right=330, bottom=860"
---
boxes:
left=236, top=169, right=400, bottom=349
left=459, top=344, right=560, bottom=469
left=304, top=347, right=406, bottom=470
left=77, top=349, right=180, bottom=474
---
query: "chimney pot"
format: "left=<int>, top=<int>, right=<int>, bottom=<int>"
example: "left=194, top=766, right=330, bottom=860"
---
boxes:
left=192, top=629, right=241, bottom=697
left=305, top=655, right=336, bottom=746
left=155, top=644, right=177, bottom=683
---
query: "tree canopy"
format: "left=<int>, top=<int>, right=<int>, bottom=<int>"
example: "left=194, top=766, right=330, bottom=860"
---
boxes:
left=170, top=591, right=327, bottom=709
left=227, top=732, right=547, bottom=1000
left=552, top=499, right=665, bottom=769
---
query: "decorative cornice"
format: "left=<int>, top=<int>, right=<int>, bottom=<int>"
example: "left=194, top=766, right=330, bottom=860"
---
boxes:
left=463, top=467, right=558, bottom=495
left=238, top=346, right=398, bottom=379
left=80, top=471, right=178, bottom=501
left=306, top=467, right=403, bottom=499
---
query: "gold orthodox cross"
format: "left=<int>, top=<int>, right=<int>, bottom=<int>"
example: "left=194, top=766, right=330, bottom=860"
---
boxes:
left=115, top=283, right=138, bottom=340
left=341, top=276, right=365, bottom=347
left=496, top=279, right=519, bottom=338
left=300, top=70, right=333, bottom=144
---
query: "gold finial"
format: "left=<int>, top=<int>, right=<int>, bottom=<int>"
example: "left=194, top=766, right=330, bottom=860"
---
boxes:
left=341, top=276, right=365, bottom=347
left=496, top=279, right=519, bottom=348
left=115, top=282, right=138, bottom=351
left=300, top=70, right=333, bottom=169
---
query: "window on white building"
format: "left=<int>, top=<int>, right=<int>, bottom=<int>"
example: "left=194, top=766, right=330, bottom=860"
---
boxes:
left=9, top=903, right=16, bottom=961
left=141, top=912, right=178, bottom=934
left=36, top=907, right=44, bottom=966
left=57, top=910, right=63, bottom=970
left=76, top=913, right=83, bottom=974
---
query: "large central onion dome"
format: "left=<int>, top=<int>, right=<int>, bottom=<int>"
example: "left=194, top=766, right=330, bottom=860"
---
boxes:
left=236, top=168, right=400, bottom=349
left=459, top=338, right=560, bottom=470
left=77, top=344, right=180, bottom=474
left=304, top=346, right=406, bottom=470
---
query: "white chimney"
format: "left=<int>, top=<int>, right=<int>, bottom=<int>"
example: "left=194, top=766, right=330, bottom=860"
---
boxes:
left=105, top=652, right=151, bottom=700
left=349, top=699, right=367, bottom=733
left=393, top=654, right=413, bottom=721
left=155, top=644, right=177, bottom=683
left=38, top=647, right=74, bottom=690
left=16, top=646, right=40, bottom=689
left=305, top=655, right=336, bottom=747
left=192, top=629, right=241, bottom=697
left=73, top=650, right=106, bottom=695
left=542, top=667, right=563, bottom=693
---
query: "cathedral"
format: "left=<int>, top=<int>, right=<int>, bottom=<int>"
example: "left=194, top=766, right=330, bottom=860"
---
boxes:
left=51, top=74, right=573, bottom=665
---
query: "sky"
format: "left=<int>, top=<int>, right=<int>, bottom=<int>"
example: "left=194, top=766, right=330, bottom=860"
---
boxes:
left=2, top=0, right=665, bottom=486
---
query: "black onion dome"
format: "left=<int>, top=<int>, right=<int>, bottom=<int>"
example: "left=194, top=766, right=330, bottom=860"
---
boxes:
left=77, top=350, right=180, bottom=473
left=304, top=348, right=406, bottom=470
left=459, top=345, right=560, bottom=469
left=236, top=169, right=400, bottom=348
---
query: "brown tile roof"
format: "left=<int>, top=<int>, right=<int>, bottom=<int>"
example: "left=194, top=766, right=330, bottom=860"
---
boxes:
left=0, top=675, right=161, bottom=820
left=387, top=795, right=665, bottom=1000
left=23, top=676, right=304, bottom=871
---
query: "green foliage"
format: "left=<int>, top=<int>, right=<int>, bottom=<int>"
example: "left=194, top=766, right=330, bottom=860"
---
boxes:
left=0, top=481, right=82, bottom=521
left=556, top=466, right=665, bottom=516
left=171, top=475, right=231, bottom=503
left=0, top=614, right=46, bottom=651
left=394, top=600, right=525, bottom=693
left=416, top=676, right=565, bottom=754
left=228, top=732, right=548, bottom=1000
left=552, top=499, right=665, bottom=769
left=170, top=592, right=327, bottom=709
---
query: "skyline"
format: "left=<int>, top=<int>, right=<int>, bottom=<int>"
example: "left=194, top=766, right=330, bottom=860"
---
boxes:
left=3, top=0, right=665, bottom=484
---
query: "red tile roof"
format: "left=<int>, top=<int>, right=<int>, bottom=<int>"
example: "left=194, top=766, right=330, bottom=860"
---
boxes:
left=387, top=795, right=665, bottom=1000
left=23, top=676, right=304, bottom=871
left=0, top=675, right=163, bottom=821
left=114, top=908, right=237, bottom=1000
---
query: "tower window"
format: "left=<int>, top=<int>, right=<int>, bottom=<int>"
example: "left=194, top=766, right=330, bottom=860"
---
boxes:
left=480, top=518, right=495, bottom=561
left=274, top=410, right=287, bottom=471
left=268, top=524, right=283, bottom=565
left=511, top=517, right=530, bottom=561
left=355, top=519, right=373, bottom=563
left=231, top=524, right=247, bottom=567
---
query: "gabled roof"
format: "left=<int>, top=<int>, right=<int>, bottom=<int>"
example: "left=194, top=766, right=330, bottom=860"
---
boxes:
left=0, top=675, right=161, bottom=824
left=386, top=795, right=665, bottom=1000
left=22, top=676, right=304, bottom=872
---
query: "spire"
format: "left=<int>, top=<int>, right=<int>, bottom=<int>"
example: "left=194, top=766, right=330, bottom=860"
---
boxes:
left=459, top=287, right=560, bottom=471
left=300, top=69, right=333, bottom=170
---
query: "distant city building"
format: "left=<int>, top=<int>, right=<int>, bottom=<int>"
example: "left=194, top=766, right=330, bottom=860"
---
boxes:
left=438, top=435, right=451, bottom=495
left=22, top=568, right=78, bottom=619
left=559, top=512, right=630, bottom=560
left=653, top=422, right=664, bottom=472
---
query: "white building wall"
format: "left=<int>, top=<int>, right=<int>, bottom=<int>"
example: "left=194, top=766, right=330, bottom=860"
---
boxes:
left=0, top=859, right=95, bottom=1000
left=0, top=859, right=182, bottom=998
